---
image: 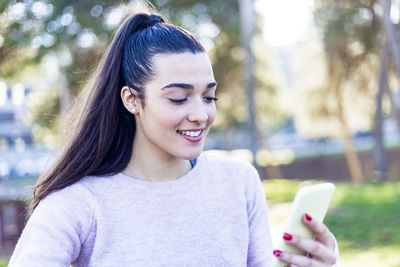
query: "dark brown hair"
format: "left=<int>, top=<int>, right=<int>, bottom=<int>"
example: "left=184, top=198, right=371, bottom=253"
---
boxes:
left=29, top=13, right=205, bottom=215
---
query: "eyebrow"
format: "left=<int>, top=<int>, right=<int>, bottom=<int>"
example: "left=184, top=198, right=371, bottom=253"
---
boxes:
left=160, top=82, right=218, bottom=90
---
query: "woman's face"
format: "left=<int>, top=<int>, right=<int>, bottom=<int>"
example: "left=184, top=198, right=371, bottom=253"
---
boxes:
left=133, top=52, right=217, bottom=160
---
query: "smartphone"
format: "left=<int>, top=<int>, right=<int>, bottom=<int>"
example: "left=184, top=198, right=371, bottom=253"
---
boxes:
left=273, top=182, right=335, bottom=267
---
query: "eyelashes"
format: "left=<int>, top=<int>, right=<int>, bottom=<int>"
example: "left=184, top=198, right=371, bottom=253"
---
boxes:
left=168, top=97, right=218, bottom=104
left=168, top=98, right=188, bottom=104
left=204, top=97, right=218, bottom=102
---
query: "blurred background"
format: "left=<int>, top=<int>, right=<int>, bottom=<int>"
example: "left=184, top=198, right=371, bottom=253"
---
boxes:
left=0, top=0, right=399, bottom=266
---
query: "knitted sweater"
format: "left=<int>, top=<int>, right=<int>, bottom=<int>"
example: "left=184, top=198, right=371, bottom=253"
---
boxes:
left=9, top=154, right=274, bottom=266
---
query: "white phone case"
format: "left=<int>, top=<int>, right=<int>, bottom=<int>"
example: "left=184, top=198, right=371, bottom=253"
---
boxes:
left=273, top=182, right=335, bottom=267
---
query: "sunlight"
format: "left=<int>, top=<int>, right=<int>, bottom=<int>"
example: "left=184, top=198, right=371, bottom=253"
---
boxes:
left=256, top=0, right=314, bottom=47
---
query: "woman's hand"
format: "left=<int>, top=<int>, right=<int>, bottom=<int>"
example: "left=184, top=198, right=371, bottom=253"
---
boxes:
left=273, top=213, right=337, bottom=267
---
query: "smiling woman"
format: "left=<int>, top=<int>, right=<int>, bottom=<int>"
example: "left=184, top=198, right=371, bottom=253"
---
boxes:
left=8, top=12, right=336, bottom=267
left=120, top=52, right=218, bottom=175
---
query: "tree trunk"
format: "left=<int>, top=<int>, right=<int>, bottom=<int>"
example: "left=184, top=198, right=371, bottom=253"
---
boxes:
left=387, top=89, right=400, bottom=130
left=238, top=0, right=259, bottom=170
left=373, top=40, right=389, bottom=181
left=332, top=64, right=364, bottom=183
left=380, top=0, right=400, bottom=133
left=337, top=101, right=364, bottom=184
left=380, top=0, right=400, bottom=77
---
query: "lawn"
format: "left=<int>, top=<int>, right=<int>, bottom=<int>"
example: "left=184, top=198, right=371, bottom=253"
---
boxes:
left=264, top=179, right=400, bottom=267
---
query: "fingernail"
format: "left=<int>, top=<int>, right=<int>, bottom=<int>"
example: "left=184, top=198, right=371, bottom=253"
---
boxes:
left=305, top=213, right=312, bottom=222
left=273, top=250, right=283, bottom=257
left=283, top=232, right=293, bottom=241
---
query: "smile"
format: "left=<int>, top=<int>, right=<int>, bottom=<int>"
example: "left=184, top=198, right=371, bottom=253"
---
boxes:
left=177, top=129, right=204, bottom=143
left=177, top=130, right=201, bottom=137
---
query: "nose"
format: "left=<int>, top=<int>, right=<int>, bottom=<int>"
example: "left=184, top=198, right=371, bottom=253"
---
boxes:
left=187, top=99, right=208, bottom=123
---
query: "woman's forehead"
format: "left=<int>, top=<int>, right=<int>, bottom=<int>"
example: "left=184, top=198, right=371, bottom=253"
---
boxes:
left=152, top=52, right=214, bottom=77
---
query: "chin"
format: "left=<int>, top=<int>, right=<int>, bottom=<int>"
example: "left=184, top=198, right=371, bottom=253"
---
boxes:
left=177, top=148, right=203, bottom=160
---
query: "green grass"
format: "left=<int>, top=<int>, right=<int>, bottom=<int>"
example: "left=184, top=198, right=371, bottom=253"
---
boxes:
left=264, top=179, right=400, bottom=267
left=0, top=259, right=8, bottom=267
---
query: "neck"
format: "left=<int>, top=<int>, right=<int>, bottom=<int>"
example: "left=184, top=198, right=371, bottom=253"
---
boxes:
left=123, top=141, right=192, bottom=182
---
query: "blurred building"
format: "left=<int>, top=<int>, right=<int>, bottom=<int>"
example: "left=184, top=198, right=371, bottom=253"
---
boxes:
left=0, top=81, right=35, bottom=257
left=0, top=81, right=49, bottom=180
left=0, top=81, right=33, bottom=149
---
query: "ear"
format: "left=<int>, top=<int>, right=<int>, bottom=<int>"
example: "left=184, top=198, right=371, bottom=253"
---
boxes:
left=120, top=86, right=141, bottom=115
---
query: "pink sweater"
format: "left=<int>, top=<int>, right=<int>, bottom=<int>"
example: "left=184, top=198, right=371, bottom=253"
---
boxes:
left=9, top=154, right=273, bottom=266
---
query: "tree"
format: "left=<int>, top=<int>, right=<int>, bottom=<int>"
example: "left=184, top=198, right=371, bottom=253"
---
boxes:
left=1, top=0, right=129, bottom=143
left=238, top=0, right=258, bottom=167
left=380, top=0, right=400, bottom=80
left=373, top=38, right=388, bottom=181
left=379, top=0, right=400, bottom=132
left=312, top=0, right=386, bottom=183
left=1, top=0, right=283, bottom=152
left=312, top=0, right=400, bottom=182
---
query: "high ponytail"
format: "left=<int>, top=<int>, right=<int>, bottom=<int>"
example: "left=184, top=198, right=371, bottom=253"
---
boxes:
left=29, top=13, right=205, bottom=215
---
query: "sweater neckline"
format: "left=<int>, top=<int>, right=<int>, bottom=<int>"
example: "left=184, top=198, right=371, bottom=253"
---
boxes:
left=116, top=154, right=205, bottom=191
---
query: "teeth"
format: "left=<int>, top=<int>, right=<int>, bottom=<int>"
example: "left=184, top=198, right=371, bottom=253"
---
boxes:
left=179, top=130, right=201, bottom=137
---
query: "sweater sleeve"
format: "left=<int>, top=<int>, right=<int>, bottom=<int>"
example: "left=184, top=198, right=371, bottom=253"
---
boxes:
left=8, top=184, right=95, bottom=267
left=246, top=165, right=274, bottom=267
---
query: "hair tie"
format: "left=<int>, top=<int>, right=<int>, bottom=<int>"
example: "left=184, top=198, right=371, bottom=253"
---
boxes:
left=147, top=14, right=164, bottom=27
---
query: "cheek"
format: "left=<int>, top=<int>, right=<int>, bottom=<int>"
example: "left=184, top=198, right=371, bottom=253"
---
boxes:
left=148, top=105, right=185, bottom=129
left=207, top=105, right=217, bottom=124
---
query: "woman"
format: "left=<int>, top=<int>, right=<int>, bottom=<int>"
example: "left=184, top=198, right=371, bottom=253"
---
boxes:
left=9, top=13, right=337, bottom=266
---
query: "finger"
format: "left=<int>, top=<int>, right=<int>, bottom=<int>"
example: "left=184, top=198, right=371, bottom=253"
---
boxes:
left=303, top=213, right=335, bottom=249
left=273, top=250, right=326, bottom=267
left=282, top=232, right=337, bottom=265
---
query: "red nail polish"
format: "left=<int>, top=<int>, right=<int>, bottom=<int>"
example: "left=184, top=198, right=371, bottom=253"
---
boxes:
left=273, top=250, right=283, bottom=257
left=305, top=213, right=312, bottom=222
left=283, top=232, right=293, bottom=241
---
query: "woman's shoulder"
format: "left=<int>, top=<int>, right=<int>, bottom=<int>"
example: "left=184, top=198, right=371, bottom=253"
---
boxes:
left=38, top=173, right=117, bottom=211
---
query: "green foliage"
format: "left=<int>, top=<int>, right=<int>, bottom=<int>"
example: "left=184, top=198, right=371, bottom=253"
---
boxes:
left=1, top=0, right=282, bottom=145
left=0, top=0, right=118, bottom=78
left=299, top=0, right=382, bottom=138
left=0, top=259, right=8, bottom=267
left=0, top=0, right=126, bottom=140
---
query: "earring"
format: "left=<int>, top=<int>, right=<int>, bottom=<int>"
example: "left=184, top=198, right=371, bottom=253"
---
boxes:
left=131, top=108, right=136, bottom=114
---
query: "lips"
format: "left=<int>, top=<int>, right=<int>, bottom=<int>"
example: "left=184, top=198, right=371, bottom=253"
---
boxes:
left=177, top=129, right=204, bottom=143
